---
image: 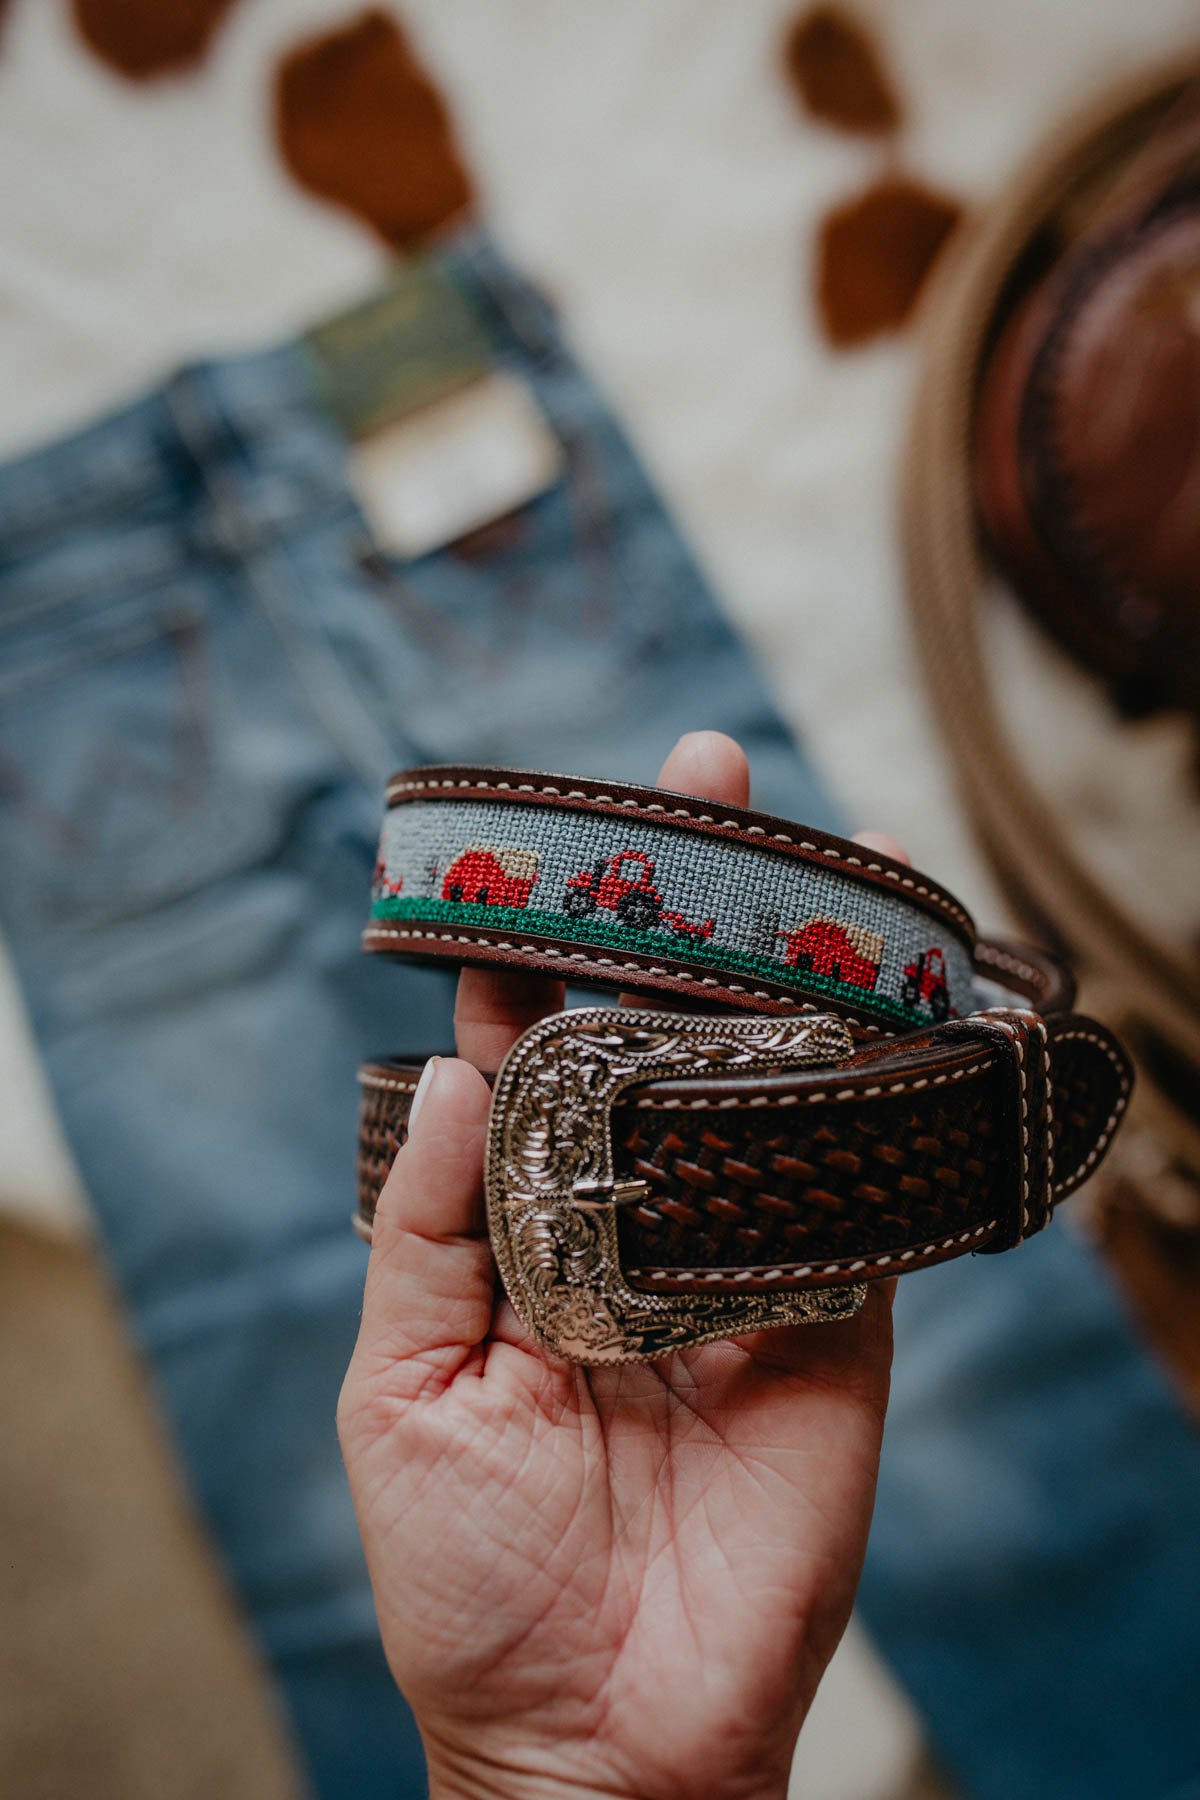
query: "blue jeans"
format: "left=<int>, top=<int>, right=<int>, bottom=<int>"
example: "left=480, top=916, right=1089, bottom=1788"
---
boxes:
left=863, top=1229, right=1200, bottom=1800
left=1, top=227, right=1197, bottom=1799
left=0, top=229, right=832, bottom=1797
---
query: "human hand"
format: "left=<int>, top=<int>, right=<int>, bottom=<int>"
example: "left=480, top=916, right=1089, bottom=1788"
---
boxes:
left=338, top=732, right=896, bottom=1800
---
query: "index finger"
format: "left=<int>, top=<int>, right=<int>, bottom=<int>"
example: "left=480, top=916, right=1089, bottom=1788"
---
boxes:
left=619, top=730, right=750, bottom=1007
left=454, top=967, right=565, bottom=1075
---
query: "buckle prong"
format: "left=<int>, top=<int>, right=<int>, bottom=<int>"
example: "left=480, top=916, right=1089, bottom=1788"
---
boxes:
left=571, top=1176, right=652, bottom=1211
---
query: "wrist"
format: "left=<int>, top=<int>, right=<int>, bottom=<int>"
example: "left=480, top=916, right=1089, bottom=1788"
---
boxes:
left=426, top=1753, right=625, bottom=1800
left=428, top=1779, right=624, bottom=1800
left=424, top=1736, right=789, bottom=1800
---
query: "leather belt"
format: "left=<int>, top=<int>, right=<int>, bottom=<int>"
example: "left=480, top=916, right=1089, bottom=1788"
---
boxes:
left=356, top=765, right=1133, bottom=1363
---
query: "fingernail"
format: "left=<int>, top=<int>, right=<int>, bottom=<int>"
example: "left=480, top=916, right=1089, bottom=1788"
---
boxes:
left=407, top=1057, right=439, bottom=1133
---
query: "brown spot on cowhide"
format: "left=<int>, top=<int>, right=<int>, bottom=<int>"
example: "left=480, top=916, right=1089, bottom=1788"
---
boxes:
left=816, top=175, right=963, bottom=348
left=71, top=0, right=239, bottom=80
left=783, top=5, right=902, bottom=137
left=275, top=8, right=473, bottom=250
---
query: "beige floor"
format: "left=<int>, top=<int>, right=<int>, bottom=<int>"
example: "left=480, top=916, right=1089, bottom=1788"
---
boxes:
left=0, top=1218, right=304, bottom=1800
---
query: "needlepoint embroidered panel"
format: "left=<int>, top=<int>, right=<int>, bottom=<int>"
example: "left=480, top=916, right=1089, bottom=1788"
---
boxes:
left=371, top=797, right=976, bottom=1028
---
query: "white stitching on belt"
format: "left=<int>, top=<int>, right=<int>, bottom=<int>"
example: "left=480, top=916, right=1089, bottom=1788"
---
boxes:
left=383, top=775, right=975, bottom=932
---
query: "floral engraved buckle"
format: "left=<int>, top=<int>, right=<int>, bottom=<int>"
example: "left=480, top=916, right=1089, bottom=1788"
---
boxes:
left=486, top=1007, right=867, bottom=1364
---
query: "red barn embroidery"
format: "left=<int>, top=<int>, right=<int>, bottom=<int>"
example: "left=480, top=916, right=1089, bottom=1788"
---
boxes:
left=442, top=845, right=539, bottom=908
left=777, top=915, right=882, bottom=991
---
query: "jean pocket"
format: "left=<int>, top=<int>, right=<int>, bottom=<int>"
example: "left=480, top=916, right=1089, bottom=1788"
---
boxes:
left=0, top=585, right=287, bottom=933
left=359, top=430, right=709, bottom=760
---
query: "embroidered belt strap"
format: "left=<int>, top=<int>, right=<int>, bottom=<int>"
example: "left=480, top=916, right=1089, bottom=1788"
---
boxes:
left=358, top=766, right=1133, bottom=1363
left=368, top=766, right=978, bottom=1031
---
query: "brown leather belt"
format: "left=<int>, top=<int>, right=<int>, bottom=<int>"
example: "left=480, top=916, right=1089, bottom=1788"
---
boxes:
left=356, top=765, right=1132, bottom=1363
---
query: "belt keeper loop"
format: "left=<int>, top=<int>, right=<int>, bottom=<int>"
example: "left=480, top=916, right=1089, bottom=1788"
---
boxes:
left=935, top=1009, right=1054, bottom=1250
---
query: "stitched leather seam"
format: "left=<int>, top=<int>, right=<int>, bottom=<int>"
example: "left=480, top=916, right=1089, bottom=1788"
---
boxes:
left=363, top=925, right=893, bottom=1034
left=1004, top=1018, right=1030, bottom=1233
left=628, top=1059, right=996, bottom=1109
left=359, top=1072, right=420, bottom=1093
left=980, top=1009, right=1034, bottom=1234
left=384, top=775, right=973, bottom=934
left=629, top=1217, right=1000, bottom=1284
left=360, top=1057, right=1002, bottom=1108
left=973, top=941, right=1043, bottom=988
left=1036, top=1015, right=1054, bottom=1227
left=1050, top=1027, right=1131, bottom=1194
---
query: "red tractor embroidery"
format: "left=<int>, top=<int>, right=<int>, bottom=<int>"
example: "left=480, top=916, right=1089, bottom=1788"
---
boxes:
left=901, top=947, right=955, bottom=1021
left=564, top=850, right=714, bottom=940
left=442, top=845, right=539, bottom=908
left=372, top=858, right=403, bottom=900
left=776, top=915, right=882, bottom=992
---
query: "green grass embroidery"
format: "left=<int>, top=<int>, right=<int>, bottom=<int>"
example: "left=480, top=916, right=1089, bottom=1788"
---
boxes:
left=369, top=895, right=928, bottom=1028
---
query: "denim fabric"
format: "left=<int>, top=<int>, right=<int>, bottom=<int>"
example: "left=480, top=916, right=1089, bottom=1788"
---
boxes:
left=862, top=1229, right=1200, bottom=1800
left=0, top=228, right=832, bottom=1798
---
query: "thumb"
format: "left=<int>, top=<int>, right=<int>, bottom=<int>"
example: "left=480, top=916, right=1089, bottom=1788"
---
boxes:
left=343, top=1056, right=496, bottom=1410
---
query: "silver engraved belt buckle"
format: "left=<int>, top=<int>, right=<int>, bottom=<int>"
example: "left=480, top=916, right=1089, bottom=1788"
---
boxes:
left=486, top=1006, right=868, bottom=1365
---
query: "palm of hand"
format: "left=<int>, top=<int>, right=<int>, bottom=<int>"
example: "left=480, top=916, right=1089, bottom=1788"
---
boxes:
left=345, top=1211, right=890, bottom=1800
left=349, top=1310, right=892, bottom=1800
left=340, top=735, right=895, bottom=1800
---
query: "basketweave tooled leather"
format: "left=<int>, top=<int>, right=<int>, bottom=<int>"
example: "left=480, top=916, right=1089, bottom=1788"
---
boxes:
left=356, top=765, right=1132, bottom=1302
left=973, top=84, right=1200, bottom=723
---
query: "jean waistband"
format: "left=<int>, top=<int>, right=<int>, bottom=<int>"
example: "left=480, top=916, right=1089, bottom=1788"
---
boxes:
left=0, top=226, right=562, bottom=570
